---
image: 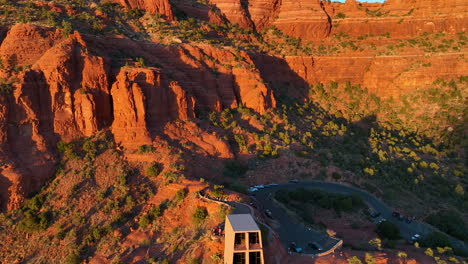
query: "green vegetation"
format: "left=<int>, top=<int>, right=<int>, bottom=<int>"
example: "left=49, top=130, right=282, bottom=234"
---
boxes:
left=138, top=144, right=155, bottom=154
left=191, top=207, right=208, bottom=225
left=426, top=210, right=468, bottom=242
left=421, top=232, right=451, bottom=248
left=275, top=188, right=365, bottom=226
left=347, top=256, right=363, bottom=264
left=376, top=221, right=400, bottom=240
left=146, top=162, right=163, bottom=177
left=0, top=78, right=14, bottom=94
left=335, top=13, right=346, bottom=19
left=276, top=188, right=364, bottom=213
left=223, top=160, right=248, bottom=178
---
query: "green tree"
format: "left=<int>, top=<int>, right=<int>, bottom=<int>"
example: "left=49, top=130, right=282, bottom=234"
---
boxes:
left=368, top=238, right=382, bottom=250
left=454, top=184, right=464, bottom=196
left=146, top=162, right=162, bottom=177
left=192, top=207, right=208, bottom=225
left=365, top=253, right=376, bottom=264
left=376, top=221, right=400, bottom=240
left=61, top=20, right=73, bottom=38
left=397, top=252, right=408, bottom=259
left=347, top=256, right=363, bottom=264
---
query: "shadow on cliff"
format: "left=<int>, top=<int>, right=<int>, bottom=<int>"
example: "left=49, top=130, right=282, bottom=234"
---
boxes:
left=2, top=70, right=59, bottom=202
left=251, top=54, right=310, bottom=105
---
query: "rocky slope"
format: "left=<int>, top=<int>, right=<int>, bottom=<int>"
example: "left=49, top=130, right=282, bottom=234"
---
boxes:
left=170, top=0, right=466, bottom=40
left=0, top=23, right=275, bottom=210
left=109, top=0, right=174, bottom=20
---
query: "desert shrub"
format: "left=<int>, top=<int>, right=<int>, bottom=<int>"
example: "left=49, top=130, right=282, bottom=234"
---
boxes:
left=188, top=258, right=201, bottom=264
left=426, top=210, right=468, bottom=242
left=0, top=79, right=13, bottom=94
left=227, top=182, right=247, bottom=194
left=170, top=188, right=188, bottom=207
left=64, top=251, right=81, bottom=264
left=192, top=207, right=208, bottom=225
left=376, top=221, right=400, bottom=240
left=146, top=162, right=162, bottom=177
left=18, top=210, right=52, bottom=232
left=332, top=172, right=341, bottom=180
left=223, top=160, right=248, bottom=178
left=57, top=140, right=79, bottom=160
left=365, top=253, right=376, bottom=264
left=420, top=232, right=451, bottom=248
left=335, top=13, right=346, bottom=19
left=139, top=215, right=150, bottom=229
left=347, top=256, right=363, bottom=264
left=138, top=144, right=155, bottom=153
left=281, top=188, right=364, bottom=213
left=82, top=140, right=97, bottom=161
left=61, top=20, right=73, bottom=38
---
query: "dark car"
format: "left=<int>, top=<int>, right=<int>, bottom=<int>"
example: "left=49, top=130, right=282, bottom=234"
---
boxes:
left=265, top=209, right=273, bottom=218
left=249, top=202, right=257, bottom=209
left=289, top=242, right=303, bottom=253
left=308, top=242, right=323, bottom=251
left=405, top=217, right=413, bottom=224
left=392, top=211, right=400, bottom=217
left=398, top=215, right=405, bottom=221
left=290, top=179, right=299, bottom=183
left=370, top=211, right=381, bottom=218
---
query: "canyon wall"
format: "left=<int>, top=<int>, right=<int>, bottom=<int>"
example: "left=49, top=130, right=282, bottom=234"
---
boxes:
left=109, top=0, right=174, bottom=19
left=0, top=24, right=275, bottom=209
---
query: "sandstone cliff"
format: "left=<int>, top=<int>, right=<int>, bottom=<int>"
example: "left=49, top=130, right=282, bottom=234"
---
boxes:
left=109, top=0, right=174, bottom=19
left=0, top=24, right=275, bottom=209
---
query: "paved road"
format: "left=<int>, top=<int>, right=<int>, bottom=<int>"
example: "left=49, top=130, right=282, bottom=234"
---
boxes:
left=245, top=181, right=466, bottom=254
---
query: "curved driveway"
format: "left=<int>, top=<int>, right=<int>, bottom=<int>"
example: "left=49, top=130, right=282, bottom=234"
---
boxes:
left=246, top=181, right=466, bottom=254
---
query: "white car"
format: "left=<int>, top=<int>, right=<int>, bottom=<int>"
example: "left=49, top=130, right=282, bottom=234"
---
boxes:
left=411, top=234, right=421, bottom=241
left=248, top=187, right=259, bottom=192
left=268, top=183, right=279, bottom=187
left=254, top=185, right=265, bottom=189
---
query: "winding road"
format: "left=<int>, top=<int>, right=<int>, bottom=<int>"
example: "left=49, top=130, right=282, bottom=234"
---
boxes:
left=231, top=181, right=466, bottom=255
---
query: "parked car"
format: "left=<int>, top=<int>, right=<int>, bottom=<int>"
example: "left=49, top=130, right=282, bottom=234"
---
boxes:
left=405, top=217, right=413, bottom=224
left=267, top=183, right=279, bottom=187
left=265, top=209, right=273, bottom=218
left=411, top=234, right=421, bottom=241
left=392, top=211, right=400, bottom=217
left=370, top=211, right=381, bottom=218
left=290, top=179, right=299, bottom=183
left=398, top=215, right=405, bottom=221
left=308, top=242, right=323, bottom=251
left=248, top=187, right=259, bottom=192
left=249, top=202, right=257, bottom=209
left=254, top=185, right=265, bottom=189
left=289, top=242, right=303, bottom=253
left=378, top=218, right=387, bottom=224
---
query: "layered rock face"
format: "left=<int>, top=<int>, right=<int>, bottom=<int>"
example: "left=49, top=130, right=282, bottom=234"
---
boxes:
left=325, top=0, right=467, bottom=38
left=171, top=0, right=331, bottom=40
left=0, top=24, right=275, bottom=209
left=132, top=0, right=465, bottom=41
left=109, top=0, right=174, bottom=19
left=272, top=0, right=331, bottom=40
left=111, top=67, right=196, bottom=147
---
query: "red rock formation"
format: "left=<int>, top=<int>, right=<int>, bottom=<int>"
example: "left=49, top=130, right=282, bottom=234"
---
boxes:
left=164, top=121, right=233, bottom=158
left=170, top=0, right=226, bottom=25
left=32, top=32, right=113, bottom=141
left=272, top=0, right=331, bottom=40
left=208, top=0, right=255, bottom=29
left=109, top=0, right=174, bottom=20
left=111, top=67, right=196, bottom=148
left=325, top=0, right=467, bottom=38
left=0, top=24, right=62, bottom=67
